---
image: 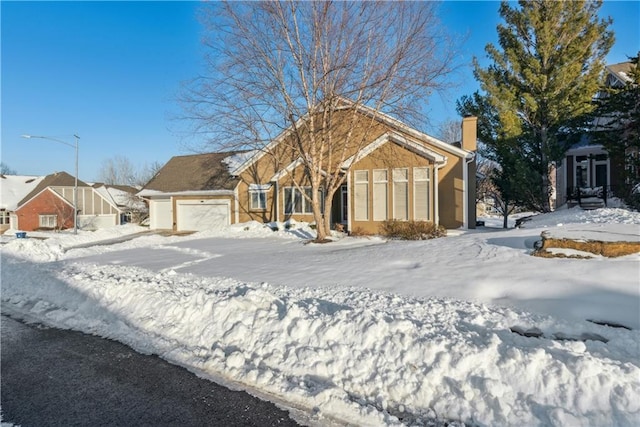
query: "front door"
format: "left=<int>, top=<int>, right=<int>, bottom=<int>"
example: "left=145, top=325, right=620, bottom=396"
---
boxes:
left=340, top=184, right=348, bottom=223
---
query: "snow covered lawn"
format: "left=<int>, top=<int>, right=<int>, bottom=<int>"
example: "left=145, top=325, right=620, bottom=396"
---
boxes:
left=1, top=207, right=639, bottom=426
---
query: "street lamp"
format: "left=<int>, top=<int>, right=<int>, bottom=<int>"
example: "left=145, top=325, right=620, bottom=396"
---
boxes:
left=21, top=134, right=80, bottom=234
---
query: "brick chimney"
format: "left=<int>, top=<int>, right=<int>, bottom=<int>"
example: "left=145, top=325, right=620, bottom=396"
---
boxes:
left=461, top=116, right=477, bottom=152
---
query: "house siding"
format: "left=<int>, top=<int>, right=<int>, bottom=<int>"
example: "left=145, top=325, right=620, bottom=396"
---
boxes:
left=235, top=110, right=471, bottom=231
left=15, top=189, right=75, bottom=231
left=350, top=142, right=434, bottom=234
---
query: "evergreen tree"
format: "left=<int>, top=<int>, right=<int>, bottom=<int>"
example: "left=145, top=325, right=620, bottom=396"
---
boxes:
left=590, top=56, right=640, bottom=209
left=474, top=0, right=613, bottom=212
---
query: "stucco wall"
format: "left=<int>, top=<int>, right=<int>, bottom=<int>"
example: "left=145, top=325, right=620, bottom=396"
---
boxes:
left=350, top=142, right=434, bottom=234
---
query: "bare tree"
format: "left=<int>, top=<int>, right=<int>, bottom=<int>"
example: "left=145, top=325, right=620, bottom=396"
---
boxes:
left=183, top=1, right=458, bottom=240
left=436, top=119, right=462, bottom=145
left=136, top=161, right=163, bottom=187
left=98, top=156, right=162, bottom=188
left=98, top=156, right=137, bottom=186
left=0, top=162, right=17, bottom=175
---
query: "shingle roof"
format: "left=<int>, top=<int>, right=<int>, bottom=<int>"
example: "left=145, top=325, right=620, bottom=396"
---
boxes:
left=141, top=152, right=243, bottom=193
left=17, top=171, right=89, bottom=207
left=607, top=61, right=635, bottom=84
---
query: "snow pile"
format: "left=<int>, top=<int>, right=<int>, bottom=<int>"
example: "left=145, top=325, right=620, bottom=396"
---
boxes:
left=2, top=207, right=639, bottom=426
left=516, top=205, right=640, bottom=228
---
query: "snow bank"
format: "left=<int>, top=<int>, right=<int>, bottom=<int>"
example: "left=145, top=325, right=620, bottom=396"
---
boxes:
left=1, top=207, right=639, bottom=426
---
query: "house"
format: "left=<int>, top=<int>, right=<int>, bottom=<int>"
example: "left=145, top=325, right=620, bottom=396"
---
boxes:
left=92, top=183, right=148, bottom=224
left=554, top=60, right=636, bottom=209
left=12, top=171, right=143, bottom=232
left=0, top=174, right=45, bottom=233
left=140, top=104, right=478, bottom=234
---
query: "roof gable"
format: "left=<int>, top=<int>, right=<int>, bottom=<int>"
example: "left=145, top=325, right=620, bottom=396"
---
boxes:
left=17, top=171, right=89, bottom=207
left=15, top=187, right=74, bottom=212
left=341, top=131, right=447, bottom=170
left=232, top=99, right=472, bottom=176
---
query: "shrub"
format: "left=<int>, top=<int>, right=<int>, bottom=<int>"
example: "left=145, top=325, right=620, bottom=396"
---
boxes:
left=379, top=220, right=446, bottom=240
left=349, top=226, right=372, bottom=237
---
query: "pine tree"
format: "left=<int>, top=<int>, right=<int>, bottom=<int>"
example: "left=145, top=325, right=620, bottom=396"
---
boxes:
left=474, top=0, right=614, bottom=212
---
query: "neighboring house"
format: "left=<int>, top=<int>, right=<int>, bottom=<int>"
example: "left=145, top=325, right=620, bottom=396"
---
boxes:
left=92, top=183, right=148, bottom=224
left=13, top=171, right=140, bottom=231
left=555, top=60, right=635, bottom=209
left=140, top=104, right=478, bottom=234
left=0, top=174, right=45, bottom=232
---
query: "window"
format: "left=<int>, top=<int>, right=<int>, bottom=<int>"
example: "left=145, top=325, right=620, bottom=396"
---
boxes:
left=393, top=168, right=408, bottom=220
left=0, top=210, right=9, bottom=225
left=354, top=170, right=369, bottom=220
left=250, top=189, right=267, bottom=210
left=373, top=169, right=388, bottom=221
left=284, top=187, right=322, bottom=214
left=414, top=167, right=430, bottom=221
left=39, top=214, right=57, bottom=228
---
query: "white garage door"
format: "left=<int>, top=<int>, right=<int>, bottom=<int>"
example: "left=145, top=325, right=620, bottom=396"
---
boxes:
left=150, top=199, right=172, bottom=230
left=176, top=200, right=230, bottom=231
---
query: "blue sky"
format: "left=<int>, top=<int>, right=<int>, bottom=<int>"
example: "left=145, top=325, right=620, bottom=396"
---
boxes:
left=2, top=1, right=638, bottom=182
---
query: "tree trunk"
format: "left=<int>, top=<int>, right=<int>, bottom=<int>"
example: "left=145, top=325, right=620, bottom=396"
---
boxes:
left=539, top=128, right=552, bottom=213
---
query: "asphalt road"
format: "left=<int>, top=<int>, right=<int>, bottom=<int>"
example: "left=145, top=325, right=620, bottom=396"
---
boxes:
left=1, top=314, right=301, bottom=427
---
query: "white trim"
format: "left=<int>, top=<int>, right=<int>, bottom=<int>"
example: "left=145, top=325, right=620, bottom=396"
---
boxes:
left=137, top=189, right=235, bottom=197
left=275, top=181, right=280, bottom=221
left=341, top=132, right=447, bottom=170
left=271, top=158, right=304, bottom=182
left=249, top=187, right=268, bottom=210
left=434, top=165, right=442, bottom=226
left=462, top=153, right=476, bottom=229
left=346, top=175, right=352, bottom=232
left=234, top=186, right=240, bottom=224
left=248, top=183, right=272, bottom=191
left=346, top=101, right=473, bottom=159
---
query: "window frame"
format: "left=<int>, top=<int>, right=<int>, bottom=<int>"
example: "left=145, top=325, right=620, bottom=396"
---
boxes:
left=354, top=170, right=369, bottom=221
left=372, top=169, right=388, bottom=221
left=283, top=186, right=321, bottom=215
left=413, top=166, right=431, bottom=221
left=249, top=188, right=267, bottom=211
left=0, top=209, right=9, bottom=226
left=39, top=214, right=57, bottom=229
left=392, top=168, right=409, bottom=221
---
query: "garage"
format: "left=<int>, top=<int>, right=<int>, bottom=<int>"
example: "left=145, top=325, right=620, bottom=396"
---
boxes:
left=176, top=199, right=230, bottom=231
left=149, top=199, right=172, bottom=230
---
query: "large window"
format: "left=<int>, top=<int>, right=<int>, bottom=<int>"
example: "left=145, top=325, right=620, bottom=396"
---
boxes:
left=250, top=189, right=267, bottom=210
left=373, top=169, right=388, bottom=221
left=39, top=214, right=57, bottom=228
left=354, top=170, right=369, bottom=220
left=393, top=168, right=408, bottom=220
left=414, top=167, right=430, bottom=221
left=284, top=187, right=322, bottom=214
left=0, top=209, right=9, bottom=225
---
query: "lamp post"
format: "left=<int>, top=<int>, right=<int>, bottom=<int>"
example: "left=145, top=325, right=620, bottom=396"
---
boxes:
left=21, top=134, right=80, bottom=234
